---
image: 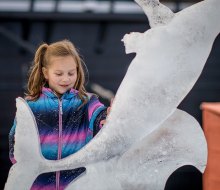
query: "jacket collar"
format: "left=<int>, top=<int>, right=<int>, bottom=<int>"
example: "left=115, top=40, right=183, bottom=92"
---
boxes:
left=42, top=87, right=79, bottom=100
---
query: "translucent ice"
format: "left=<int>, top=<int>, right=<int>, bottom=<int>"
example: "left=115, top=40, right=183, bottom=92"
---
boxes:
left=5, top=0, right=220, bottom=189
left=65, top=109, right=206, bottom=190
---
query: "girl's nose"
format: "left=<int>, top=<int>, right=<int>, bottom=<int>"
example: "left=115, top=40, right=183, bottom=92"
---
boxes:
left=62, top=75, right=70, bottom=82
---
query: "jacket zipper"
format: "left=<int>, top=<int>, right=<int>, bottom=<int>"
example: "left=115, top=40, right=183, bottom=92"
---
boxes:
left=56, top=99, right=63, bottom=190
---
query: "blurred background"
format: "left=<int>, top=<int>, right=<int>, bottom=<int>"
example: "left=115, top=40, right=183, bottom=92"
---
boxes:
left=0, top=0, right=219, bottom=189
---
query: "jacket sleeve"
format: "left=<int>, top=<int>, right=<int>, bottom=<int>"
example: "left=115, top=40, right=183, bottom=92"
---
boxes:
left=86, top=95, right=107, bottom=142
left=9, top=119, right=17, bottom=164
left=93, top=109, right=107, bottom=136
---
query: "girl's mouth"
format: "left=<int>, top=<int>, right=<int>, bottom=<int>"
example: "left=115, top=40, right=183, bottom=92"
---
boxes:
left=60, top=85, right=69, bottom=88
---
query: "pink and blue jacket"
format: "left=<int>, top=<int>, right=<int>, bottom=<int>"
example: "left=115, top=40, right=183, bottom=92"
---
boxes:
left=9, top=87, right=107, bottom=190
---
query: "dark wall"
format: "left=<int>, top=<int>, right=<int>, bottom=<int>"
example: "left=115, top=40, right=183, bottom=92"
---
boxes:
left=0, top=14, right=219, bottom=189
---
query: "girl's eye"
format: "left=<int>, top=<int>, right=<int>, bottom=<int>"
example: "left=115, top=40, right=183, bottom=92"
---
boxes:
left=69, top=73, right=75, bottom=76
left=55, top=73, right=62, bottom=76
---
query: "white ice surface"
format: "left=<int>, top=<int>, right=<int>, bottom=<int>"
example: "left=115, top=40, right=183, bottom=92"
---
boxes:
left=66, top=109, right=207, bottom=190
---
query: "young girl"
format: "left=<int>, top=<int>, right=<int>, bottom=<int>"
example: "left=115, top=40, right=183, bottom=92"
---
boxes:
left=9, top=39, right=108, bottom=190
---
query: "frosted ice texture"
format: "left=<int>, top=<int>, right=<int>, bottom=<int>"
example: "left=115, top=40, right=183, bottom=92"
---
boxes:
left=66, top=109, right=206, bottom=190
left=5, top=0, right=220, bottom=189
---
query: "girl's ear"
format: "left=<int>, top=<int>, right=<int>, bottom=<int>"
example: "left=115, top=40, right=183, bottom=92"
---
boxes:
left=42, top=67, right=48, bottom=80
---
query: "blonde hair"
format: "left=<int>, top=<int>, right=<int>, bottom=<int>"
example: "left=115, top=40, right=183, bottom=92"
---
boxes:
left=26, top=39, right=88, bottom=104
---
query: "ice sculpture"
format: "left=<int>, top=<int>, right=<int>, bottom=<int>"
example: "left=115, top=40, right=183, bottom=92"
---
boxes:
left=5, top=0, right=220, bottom=189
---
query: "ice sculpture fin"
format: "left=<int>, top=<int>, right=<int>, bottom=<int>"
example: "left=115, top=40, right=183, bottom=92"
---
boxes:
left=134, top=0, right=175, bottom=28
left=14, top=97, right=43, bottom=162
left=4, top=98, right=46, bottom=190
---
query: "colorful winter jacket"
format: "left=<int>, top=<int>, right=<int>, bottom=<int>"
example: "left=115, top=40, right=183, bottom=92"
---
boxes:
left=9, top=87, right=107, bottom=190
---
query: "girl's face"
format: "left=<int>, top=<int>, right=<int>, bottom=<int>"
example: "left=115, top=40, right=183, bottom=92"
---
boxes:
left=42, top=55, right=78, bottom=97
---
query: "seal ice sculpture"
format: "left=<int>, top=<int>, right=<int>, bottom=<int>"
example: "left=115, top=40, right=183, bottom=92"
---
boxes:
left=5, top=0, right=220, bottom=189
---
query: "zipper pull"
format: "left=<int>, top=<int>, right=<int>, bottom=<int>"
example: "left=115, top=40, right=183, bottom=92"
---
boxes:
left=59, top=102, right=63, bottom=115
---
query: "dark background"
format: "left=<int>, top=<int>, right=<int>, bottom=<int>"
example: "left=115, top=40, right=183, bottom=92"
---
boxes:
left=0, top=0, right=220, bottom=189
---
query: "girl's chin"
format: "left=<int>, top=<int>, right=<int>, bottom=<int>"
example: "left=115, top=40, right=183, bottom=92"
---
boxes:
left=53, top=90, right=63, bottom=97
left=52, top=86, right=72, bottom=96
